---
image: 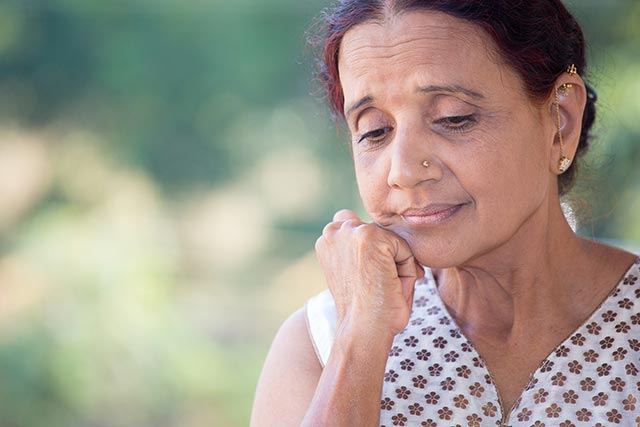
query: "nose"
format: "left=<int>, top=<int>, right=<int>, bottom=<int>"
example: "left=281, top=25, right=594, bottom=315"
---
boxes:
left=386, top=126, right=440, bottom=189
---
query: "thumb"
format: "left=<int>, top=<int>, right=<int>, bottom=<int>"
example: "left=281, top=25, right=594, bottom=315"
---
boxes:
left=392, top=237, right=421, bottom=300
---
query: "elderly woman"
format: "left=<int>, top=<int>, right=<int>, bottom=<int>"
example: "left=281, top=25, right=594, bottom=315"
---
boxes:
left=252, top=1, right=639, bottom=426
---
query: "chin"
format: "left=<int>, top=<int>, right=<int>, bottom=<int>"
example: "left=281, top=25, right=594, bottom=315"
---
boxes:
left=400, top=232, right=469, bottom=269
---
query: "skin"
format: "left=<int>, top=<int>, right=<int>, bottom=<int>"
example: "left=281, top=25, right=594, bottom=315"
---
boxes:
left=251, top=10, right=637, bottom=426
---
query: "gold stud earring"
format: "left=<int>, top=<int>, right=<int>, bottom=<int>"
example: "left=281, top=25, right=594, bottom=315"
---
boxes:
left=554, top=86, right=572, bottom=173
left=566, top=64, right=577, bottom=76
left=558, top=83, right=573, bottom=96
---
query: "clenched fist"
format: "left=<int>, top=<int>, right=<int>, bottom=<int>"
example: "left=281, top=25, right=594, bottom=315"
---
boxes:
left=315, top=209, right=425, bottom=340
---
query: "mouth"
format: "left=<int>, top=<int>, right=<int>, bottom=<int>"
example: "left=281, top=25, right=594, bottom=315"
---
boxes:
left=400, top=203, right=467, bottom=227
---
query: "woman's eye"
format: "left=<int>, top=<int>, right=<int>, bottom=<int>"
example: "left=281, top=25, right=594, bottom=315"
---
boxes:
left=357, top=127, right=392, bottom=144
left=435, top=114, right=476, bottom=132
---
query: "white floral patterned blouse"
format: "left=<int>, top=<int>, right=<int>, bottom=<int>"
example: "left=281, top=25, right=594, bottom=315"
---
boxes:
left=305, top=258, right=640, bottom=427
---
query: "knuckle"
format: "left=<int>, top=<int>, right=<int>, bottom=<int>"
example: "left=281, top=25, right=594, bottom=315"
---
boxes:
left=352, top=223, right=377, bottom=242
left=322, top=221, right=339, bottom=236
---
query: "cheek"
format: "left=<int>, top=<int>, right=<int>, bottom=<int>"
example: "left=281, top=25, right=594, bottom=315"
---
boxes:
left=460, top=126, right=549, bottom=219
left=354, top=155, right=388, bottom=211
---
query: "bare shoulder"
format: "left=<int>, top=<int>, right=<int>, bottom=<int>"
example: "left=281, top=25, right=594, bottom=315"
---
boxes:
left=584, top=238, right=637, bottom=275
left=251, top=308, right=323, bottom=427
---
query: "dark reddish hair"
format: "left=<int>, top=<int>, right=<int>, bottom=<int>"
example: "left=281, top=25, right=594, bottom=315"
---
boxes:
left=310, top=0, right=596, bottom=195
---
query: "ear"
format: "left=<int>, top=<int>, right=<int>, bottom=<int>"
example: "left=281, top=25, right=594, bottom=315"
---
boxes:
left=546, top=74, right=587, bottom=174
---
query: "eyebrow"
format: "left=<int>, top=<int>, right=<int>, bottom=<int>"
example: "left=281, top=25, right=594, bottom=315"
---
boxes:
left=419, top=85, right=485, bottom=100
left=345, top=85, right=484, bottom=120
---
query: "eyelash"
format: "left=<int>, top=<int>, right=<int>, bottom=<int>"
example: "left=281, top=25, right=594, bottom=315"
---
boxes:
left=356, top=114, right=476, bottom=145
left=435, top=114, right=476, bottom=133
left=357, top=127, right=392, bottom=144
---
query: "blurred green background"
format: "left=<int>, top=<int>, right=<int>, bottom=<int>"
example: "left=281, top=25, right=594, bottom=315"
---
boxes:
left=0, top=0, right=638, bottom=426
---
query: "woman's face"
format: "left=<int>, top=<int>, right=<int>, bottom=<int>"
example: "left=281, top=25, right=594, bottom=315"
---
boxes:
left=338, top=11, right=558, bottom=267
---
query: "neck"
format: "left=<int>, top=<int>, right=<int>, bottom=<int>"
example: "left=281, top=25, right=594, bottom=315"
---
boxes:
left=435, top=199, right=599, bottom=344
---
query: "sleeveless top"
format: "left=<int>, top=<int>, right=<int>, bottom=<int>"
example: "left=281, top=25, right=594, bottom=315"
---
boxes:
left=305, top=258, right=640, bottom=427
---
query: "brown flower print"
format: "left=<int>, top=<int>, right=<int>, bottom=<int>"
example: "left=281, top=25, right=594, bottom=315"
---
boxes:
left=437, top=406, right=453, bottom=420
left=420, top=420, right=436, bottom=427
left=414, top=296, right=428, bottom=307
left=432, top=337, right=447, bottom=349
left=426, top=306, right=441, bottom=315
left=438, top=316, right=451, bottom=325
left=568, top=360, right=583, bottom=374
left=465, top=414, right=482, bottom=427
left=623, top=393, right=637, bottom=411
left=412, top=375, right=427, bottom=389
left=545, top=403, right=562, bottom=418
left=602, top=310, right=618, bottom=322
left=384, top=370, right=399, bottom=383
left=444, top=350, right=460, bottom=363
left=559, top=421, right=576, bottom=427
left=551, top=372, right=567, bottom=386
left=583, top=349, right=599, bottom=363
left=618, top=298, right=634, bottom=309
left=534, top=388, right=549, bottom=404
left=615, top=321, right=630, bottom=333
left=428, top=364, right=443, bottom=377
left=395, top=386, right=411, bottom=400
left=540, top=360, right=555, bottom=373
left=562, top=390, right=578, bottom=404
left=469, top=382, right=485, bottom=398
left=421, top=326, right=436, bottom=336
left=596, top=363, right=612, bottom=377
left=482, top=402, right=497, bottom=417
left=613, top=346, right=628, bottom=361
left=592, top=391, right=609, bottom=406
left=391, top=413, right=407, bottom=426
left=408, top=403, right=424, bottom=416
left=570, top=333, right=586, bottom=346
left=609, top=377, right=625, bottom=392
left=606, top=409, right=622, bottom=424
left=410, top=317, right=425, bottom=326
left=555, top=345, right=570, bottom=357
left=586, top=321, right=602, bottom=335
left=389, top=346, right=403, bottom=357
left=416, top=349, right=431, bottom=361
left=404, top=336, right=419, bottom=347
left=472, top=357, right=484, bottom=368
left=440, top=377, right=456, bottom=391
left=460, top=342, right=473, bottom=353
left=575, top=408, right=592, bottom=422
left=400, top=359, right=415, bottom=371
left=381, top=397, right=395, bottom=410
left=453, top=394, right=469, bottom=409
left=599, top=336, right=614, bottom=349
left=580, top=377, right=596, bottom=391
left=626, top=362, right=639, bottom=376
left=424, top=391, right=440, bottom=405
left=517, top=408, right=532, bottom=422
left=456, top=365, right=471, bottom=379
left=449, top=328, right=462, bottom=338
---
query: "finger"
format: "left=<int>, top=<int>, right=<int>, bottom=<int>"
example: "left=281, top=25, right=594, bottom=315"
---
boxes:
left=333, top=209, right=361, bottom=223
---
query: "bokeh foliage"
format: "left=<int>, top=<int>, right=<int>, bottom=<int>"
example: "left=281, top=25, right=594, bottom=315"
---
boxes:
left=0, top=0, right=638, bottom=426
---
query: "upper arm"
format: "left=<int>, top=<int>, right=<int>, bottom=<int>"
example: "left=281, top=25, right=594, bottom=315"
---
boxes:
left=251, top=308, right=323, bottom=427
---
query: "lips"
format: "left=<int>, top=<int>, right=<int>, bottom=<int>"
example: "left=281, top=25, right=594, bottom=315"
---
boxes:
left=400, top=203, right=466, bottom=226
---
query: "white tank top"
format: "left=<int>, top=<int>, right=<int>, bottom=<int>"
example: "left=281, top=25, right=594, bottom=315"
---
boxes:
left=306, top=259, right=640, bottom=426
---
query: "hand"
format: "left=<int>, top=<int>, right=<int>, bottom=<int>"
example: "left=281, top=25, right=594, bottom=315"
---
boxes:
left=315, top=209, right=425, bottom=339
